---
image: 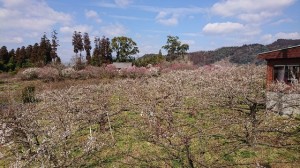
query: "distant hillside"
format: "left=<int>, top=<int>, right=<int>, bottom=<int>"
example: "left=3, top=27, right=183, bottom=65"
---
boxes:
left=189, top=39, right=300, bottom=65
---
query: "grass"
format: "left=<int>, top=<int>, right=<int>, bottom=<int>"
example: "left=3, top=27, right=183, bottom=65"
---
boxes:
left=0, top=66, right=299, bottom=167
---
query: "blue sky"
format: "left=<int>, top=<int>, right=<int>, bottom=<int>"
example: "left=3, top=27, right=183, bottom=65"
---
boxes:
left=0, top=0, right=300, bottom=63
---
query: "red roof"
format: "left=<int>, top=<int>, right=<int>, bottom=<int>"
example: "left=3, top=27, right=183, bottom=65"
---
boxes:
left=257, top=45, right=300, bottom=60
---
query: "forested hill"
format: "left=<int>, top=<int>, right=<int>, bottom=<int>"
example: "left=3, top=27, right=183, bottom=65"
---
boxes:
left=189, top=39, right=300, bottom=65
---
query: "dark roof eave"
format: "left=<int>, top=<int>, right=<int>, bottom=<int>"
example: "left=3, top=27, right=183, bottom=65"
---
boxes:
left=257, top=44, right=300, bottom=60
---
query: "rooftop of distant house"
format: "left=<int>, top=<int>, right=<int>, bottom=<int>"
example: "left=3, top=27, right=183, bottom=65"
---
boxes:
left=257, top=45, right=300, bottom=60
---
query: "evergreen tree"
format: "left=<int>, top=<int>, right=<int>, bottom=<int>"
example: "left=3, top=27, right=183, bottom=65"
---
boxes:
left=72, top=31, right=84, bottom=57
left=83, top=32, right=92, bottom=64
left=25, top=45, right=33, bottom=67
left=92, top=37, right=101, bottom=66
left=7, top=49, right=16, bottom=71
left=0, top=46, right=9, bottom=64
left=100, top=36, right=112, bottom=64
left=158, top=49, right=162, bottom=57
left=0, top=46, right=9, bottom=71
left=72, top=31, right=79, bottom=56
left=31, top=43, right=39, bottom=65
left=15, top=48, right=20, bottom=68
left=51, top=30, right=59, bottom=62
left=39, top=33, right=52, bottom=65
left=18, top=46, right=26, bottom=67
left=72, top=31, right=84, bottom=68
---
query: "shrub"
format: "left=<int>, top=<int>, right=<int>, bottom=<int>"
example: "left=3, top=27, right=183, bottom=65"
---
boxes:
left=120, top=66, right=148, bottom=78
left=158, top=62, right=197, bottom=73
left=22, top=85, right=36, bottom=103
left=104, top=64, right=118, bottom=78
left=20, top=68, right=39, bottom=80
left=61, top=68, right=77, bottom=79
left=37, top=67, right=60, bottom=82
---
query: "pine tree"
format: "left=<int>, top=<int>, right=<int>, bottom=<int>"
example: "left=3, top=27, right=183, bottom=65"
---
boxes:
left=83, top=32, right=92, bottom=64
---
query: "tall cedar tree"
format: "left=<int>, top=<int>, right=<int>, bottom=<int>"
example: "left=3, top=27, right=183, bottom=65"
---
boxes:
left=72, top=31, right=79, bottom=56
left=72, top=31, right=84, bottom=68
left=31, top=43, right=39, bottom=65
left=72, top=31, right=84, bottom=57
left=83, top=32, right=92, bottom=64
left=38, top=33, right=52, bottom=65
left=0, top=46, right=9, bottom=64
left=100, top=36, right=112, bottom=64
left=18, top=46, right=26, bottom=67
left=92, top=37, right=101, bottom=66
left=0, top=46, right=9, bottom=71
left=15, top=48, right=20, bottom=68
left=51, top=30, right=59, bottom=62
left=25, top=45, right=33, bottom=66
left=7, top=49, right=16, bottom=71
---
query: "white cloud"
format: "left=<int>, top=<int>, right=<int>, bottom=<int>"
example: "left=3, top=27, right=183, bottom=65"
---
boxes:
left=114, top=0, right=132, bottom=7
left=1, top=0, right=26, bottom=8
left=156, top=12, right=179, bottom=26
left=261, top=34, right=274, bottom=44
left=100, top=23, right=127, bottom=37
left=85, top=10, right=102, bottom=23
left=211, top=0, right=295, bottom=23
left=0, top=0, right=71, bottom=31
left=261, top=32, right=300, bottom=44
left=150, top=6, right=204, bottom=26
left=60, top=25, right=93, bottom=34
left=202, top=22, right=245, bottom=34
left=238, top=11, right=280, bottom=23
left=275, top=32, right=300, bottom=39
left=0, top=36, right=23, bottom=43
left=0, top=0, right=72, bottom=54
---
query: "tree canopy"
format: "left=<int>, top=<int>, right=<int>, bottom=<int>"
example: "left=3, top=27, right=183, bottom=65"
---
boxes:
left=111, top=36, right=139, bottom=62
left=162, top=36, right=189, bottom=61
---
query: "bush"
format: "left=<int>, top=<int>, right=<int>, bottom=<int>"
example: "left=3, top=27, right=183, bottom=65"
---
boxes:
left=22, top=85, right=36, bottom=103
left=20, top=68, right=39, bottom=80
left=61, top=68, right=77, bottom=79
left=37, top=67, right=60, bottom=82
left=19, top=67, right=60, bottom=81
left=157, top=62, right=197, bottom=73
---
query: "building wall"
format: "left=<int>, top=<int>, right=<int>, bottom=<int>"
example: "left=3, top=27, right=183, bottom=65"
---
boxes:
left=266, top=58, right=300, bottom=85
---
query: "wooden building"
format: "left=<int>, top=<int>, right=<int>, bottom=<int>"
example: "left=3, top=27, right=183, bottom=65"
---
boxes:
left=257, top=45, right=300, bottom=86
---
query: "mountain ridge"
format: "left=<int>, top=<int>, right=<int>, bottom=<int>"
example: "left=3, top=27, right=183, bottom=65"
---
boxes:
left=188, top=39, right=300, bottom=65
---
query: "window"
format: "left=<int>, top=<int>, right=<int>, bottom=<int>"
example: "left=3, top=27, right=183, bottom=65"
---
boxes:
left=274, top=65, right=300, bottom=84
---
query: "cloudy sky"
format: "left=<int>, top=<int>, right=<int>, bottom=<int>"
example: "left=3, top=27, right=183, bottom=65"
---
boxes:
left=0, top=0, right=300, bottom=62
